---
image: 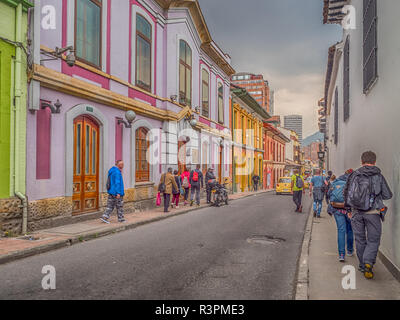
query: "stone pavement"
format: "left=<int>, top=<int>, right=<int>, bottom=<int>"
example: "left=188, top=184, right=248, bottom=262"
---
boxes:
left=308, top=202, right=400, bottom=300
left=0, top=189, right=272, bottom=265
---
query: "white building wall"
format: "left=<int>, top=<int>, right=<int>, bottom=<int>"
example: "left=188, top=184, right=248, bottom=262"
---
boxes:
left=326, top=0, right=400, bottom=270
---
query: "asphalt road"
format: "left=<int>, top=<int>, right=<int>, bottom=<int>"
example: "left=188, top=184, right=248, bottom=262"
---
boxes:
left=0, top=192, right=311, bottom=300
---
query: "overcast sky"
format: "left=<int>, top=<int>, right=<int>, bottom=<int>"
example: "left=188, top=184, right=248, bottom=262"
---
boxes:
left=199, top=0, right=342, bottom=138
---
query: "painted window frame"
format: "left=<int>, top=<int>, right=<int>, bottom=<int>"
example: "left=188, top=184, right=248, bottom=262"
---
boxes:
left=135, top=127, right=150, bottom=183
left=135, top=13, right=152, bottom=92
left=217, top=80, right=224, bottom=124
left=201, top=67, right=210, bottom=118
left=179, top=39, right=192, bottom=106
left=343, top=35, right=350, bottom=122
left=74, top=0, right=103, bottom=69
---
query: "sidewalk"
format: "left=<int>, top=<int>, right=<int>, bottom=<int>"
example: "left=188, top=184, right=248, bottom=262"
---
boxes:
left=307, top=202, right=400, bottom=300
left=0, top=189, right=273, bottom=265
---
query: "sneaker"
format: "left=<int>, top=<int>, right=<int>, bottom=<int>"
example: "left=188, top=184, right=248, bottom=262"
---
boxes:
left=313, top=211, right=317, bottom=217
left=100, top=217, right=110, bottom=224
left=118, top=219, right=126, bottom=223
left=347, top=251, right=354, bottom=257
left=176, top=206, right=179, bottom=209
left=190, top=201, right=194, bottom=207
left=339, top=254, right=345, bottom=262
left=364, top=263, right=374, bottom=279
left=171, top=204, right=174, bottom=209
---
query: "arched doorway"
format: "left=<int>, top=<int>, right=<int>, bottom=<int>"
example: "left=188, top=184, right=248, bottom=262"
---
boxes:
left=73, top=116, right=100, bottom=215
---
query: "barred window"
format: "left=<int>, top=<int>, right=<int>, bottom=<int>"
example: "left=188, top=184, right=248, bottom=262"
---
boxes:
left=363, top=0, right=378, bottom=93
left=343, top=36, right=350, bottom=121
left=334, top=88, right=339, bottom=145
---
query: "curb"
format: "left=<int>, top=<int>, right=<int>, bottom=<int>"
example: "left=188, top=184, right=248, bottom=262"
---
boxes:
left=0, top=190, right=274, bottom=265
left=294, top=202, right=314, bottom=300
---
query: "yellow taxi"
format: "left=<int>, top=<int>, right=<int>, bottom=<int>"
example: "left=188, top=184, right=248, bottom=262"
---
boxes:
left=276, top=177, right=293, bottom=195
left=304, top=177, right=311, bottom=189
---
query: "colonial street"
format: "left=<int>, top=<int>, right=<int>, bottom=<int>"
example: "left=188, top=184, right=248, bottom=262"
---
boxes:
left=0, top=193, right=311, bottom=300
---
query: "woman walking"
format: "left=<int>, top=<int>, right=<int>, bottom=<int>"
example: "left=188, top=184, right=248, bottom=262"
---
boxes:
left=181, top=166, right=191, bottom=206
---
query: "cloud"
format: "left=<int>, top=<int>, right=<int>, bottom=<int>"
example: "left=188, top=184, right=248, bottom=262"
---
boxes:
left=198, top=0, right=342, bottom=138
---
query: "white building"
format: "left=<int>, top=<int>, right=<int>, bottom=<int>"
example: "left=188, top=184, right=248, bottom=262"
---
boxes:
left=323, top=0, right=400, bottom=278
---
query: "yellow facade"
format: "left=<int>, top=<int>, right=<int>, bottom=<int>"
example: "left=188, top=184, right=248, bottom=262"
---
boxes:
left=232, top=102, right=264, bottom=192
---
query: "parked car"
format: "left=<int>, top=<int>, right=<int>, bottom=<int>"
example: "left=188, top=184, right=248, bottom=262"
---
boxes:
left=276, top=177, right=292, bottom=195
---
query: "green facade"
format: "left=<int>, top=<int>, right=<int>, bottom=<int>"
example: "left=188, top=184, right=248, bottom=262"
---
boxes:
left=0, top=0, right=32, bottom=199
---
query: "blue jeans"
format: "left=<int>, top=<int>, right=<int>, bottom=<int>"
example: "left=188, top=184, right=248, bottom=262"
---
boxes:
left=333, top=210, right=354, bottom=256
left=313, top=200, right=323, bottom=217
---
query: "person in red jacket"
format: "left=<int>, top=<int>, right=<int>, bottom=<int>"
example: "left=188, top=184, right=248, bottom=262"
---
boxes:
left=181, top=166, right=191, bottom=206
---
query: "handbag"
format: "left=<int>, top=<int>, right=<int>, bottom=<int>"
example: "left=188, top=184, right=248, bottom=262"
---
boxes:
left=158, top=174, right=166, bottom=193
left=156, top=192, right=161, bottom=206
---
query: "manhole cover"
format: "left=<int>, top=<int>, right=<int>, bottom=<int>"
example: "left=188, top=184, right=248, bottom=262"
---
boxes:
left=247, top=235, right=286, bottom=245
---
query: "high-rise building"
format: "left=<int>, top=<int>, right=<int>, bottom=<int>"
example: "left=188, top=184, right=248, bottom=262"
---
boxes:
left=231, top=73, right=272, bottom=114
left=284, top=115, right=303, bottom=143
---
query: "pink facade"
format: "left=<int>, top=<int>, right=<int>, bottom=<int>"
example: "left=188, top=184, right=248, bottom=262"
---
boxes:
left=28, top=0, right=234, bottom=214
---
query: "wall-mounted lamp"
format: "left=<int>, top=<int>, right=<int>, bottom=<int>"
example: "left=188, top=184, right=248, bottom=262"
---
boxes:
left=170, top=95, right=178, bottom=102
left=40, top=46, right=76, bottom=67
left=41, top=99, right=62, bottom=114
left=118, top=110, right=137, bottom=129
left=185, top=113, right=198, bottom=127
left=195, top=106, right=201, bottom=113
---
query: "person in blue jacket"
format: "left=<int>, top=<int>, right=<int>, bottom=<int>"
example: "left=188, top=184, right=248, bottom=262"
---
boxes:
left=101, top=160, right=126, bottom=224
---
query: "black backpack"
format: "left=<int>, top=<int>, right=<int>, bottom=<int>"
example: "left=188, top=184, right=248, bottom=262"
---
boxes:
left=106, top=175, right=111, bottom=190
left=295, top=175, right=304, bottom=189
left=347, top=173, right=374, bottom=211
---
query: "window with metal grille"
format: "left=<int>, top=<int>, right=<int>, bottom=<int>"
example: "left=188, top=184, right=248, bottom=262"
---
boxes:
left=334, top=88, right=338, bottom=145
left=344, top=36, right=350, bottom=121
left=363, top=0, right=377, bottom=93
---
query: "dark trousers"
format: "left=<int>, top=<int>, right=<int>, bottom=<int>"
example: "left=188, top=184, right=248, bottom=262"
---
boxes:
left=254, top=183, right=259, bottom=191
left=183, top=188, right=190, bottom=201
left=163, top=193, right=171, bottom=212
left=206, top=186, right=212, bottom=203
left=293, top=191, right=303, bottom=210
left=190, top=185, right=201, bottom=205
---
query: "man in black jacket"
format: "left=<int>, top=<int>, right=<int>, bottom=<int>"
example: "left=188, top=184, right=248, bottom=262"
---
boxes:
left=252, top=174, right=260, bottom=192
left=205, top=168, right=216, bottom=204
left=344, top=151, right=393, bottom=279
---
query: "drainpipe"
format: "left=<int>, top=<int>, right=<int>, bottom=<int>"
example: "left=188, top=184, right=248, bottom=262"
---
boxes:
left=15, top=192, right=28, bottom=234
left=14, top=3, right=28, bottom=234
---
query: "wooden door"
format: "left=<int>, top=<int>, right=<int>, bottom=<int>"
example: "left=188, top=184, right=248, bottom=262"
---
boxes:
left=73, top=116, right=99, bottom=215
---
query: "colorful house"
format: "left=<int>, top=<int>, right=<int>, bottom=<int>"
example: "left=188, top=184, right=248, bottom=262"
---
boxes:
left=21, top=0, right=234, bottom=232
left=230, top=85, right=270, bottom=193
left=263, top=122, right=290, bottom=190
left=0, top=0, right=33, bottom=235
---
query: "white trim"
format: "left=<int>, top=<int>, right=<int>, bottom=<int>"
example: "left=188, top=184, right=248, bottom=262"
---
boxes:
left=65, top=104, right=109, bottom=197
left=216, top=78, right=224, bottom=123
left=130, top=119, right=155, bottom=187
left=131, top=4, right=156, bottom=94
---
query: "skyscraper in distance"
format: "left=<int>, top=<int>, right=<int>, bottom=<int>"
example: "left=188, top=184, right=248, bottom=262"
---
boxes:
left=284, top=115, right=303, bottom=143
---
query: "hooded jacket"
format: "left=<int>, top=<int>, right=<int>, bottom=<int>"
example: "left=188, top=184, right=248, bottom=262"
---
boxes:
left=107, top=166, right=125, bottom=197
left=344, top=166, right=392, bottom=210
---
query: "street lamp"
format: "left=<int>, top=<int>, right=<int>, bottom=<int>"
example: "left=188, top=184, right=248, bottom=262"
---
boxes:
left=118, top=110, right=136, bottom=128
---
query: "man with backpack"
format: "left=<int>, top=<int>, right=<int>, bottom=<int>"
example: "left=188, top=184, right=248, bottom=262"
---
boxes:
left=291, top=169, right=305, bottom=213
left=252, top=174, right=260, bottom=192
left=159, top=167, right=178, bottom=213
left=101, top=160, right=126, bottom=224
left=205, top=167, right=216, bottom=204
left=310, top=169, right=328, bottom=218
left=344, top=151, right=392, bottom=279
left=328, top=169, right=354, bottom=262
left=190, top=164, right=204, bottom=207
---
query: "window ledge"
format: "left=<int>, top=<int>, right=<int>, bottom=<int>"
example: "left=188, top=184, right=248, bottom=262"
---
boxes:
left=135, top=182, right=155, bottom=188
